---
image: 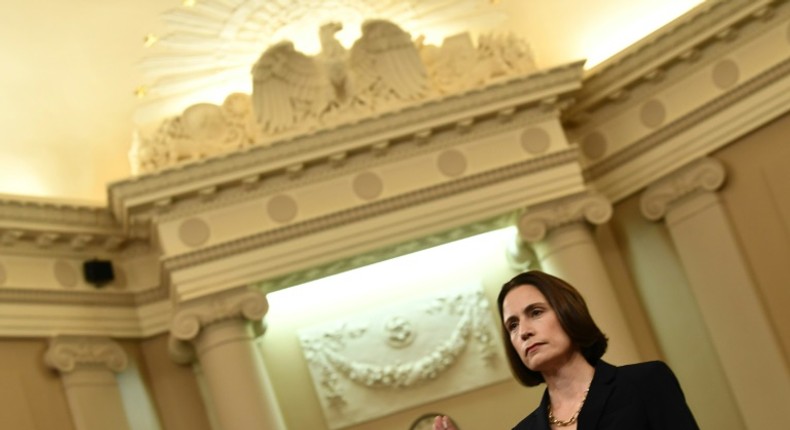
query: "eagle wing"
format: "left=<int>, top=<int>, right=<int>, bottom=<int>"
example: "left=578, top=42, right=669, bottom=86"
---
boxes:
left=350, top=20, right=429, bottom=103
left=252, top=41, right=331, bottom=133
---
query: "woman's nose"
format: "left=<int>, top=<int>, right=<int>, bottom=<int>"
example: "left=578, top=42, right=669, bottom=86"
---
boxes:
left=519, top=321, right=532, bottom=340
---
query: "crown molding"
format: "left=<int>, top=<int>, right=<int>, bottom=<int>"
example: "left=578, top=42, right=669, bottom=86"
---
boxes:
left=567, top=0, right=790, bottom=202
left=0, top=198, right=143, bottom=255
left=568, top=0, right=778, bottom=118
left=109, top=61, right=584, bottom=225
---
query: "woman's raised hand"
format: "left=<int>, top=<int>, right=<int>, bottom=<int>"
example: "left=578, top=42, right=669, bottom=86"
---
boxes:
left=432, top=416, right=458, bottom=430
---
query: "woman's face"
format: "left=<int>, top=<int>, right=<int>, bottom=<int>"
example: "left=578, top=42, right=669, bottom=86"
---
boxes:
left=501, top=284, right=574, bottom=373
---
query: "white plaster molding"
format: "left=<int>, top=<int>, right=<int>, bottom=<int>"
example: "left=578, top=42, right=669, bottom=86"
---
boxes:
left=568, top=0, right=776, bottom=117
left=110, top=61, right=584, bottom=224
left=297, top=283, right=509, bottom=429
left=170, top=287, right=268, bottom=341
left=517, top=191, right=612, bottom=243
left=568, top=0, right=790, bottom=203
left=150, top=107, right=559, bottom=225
left=44, top=336, right=128, bottom=373
left=0, top=197, right=146, bottom=255
left=162, top=149, right=581, bottom=274
left=640, top=157, right=726, bottom=221
left=135, top=20, right=539, bottom=174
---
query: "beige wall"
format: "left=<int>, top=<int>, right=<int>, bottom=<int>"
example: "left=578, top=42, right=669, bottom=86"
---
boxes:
left=0, top=338, right=75, bottom=430
left=607, top=192, right=745, bottom=429
left=714, top=112, right=790, bottom=366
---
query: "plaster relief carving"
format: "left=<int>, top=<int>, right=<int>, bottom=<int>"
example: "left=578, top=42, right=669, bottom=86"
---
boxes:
left=640, top=157, right=726, bottom=221
left=131, top=19, right=537, bottom=174
left=518, top=192, right=613, bottom=243
left=130, top=93, right=261, bottom=174
left=297, top=283, right=509, bottom=429
left=44, top=336, right=128, bottom=373
left=171, top=288, right=268, bottom=342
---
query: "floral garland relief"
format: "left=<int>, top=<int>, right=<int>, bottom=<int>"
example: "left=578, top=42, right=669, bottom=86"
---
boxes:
left=298, top=284, right=508, bottom=427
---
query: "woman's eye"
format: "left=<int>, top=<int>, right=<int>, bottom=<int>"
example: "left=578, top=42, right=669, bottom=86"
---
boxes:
left=506, top=321, right=518, bottom=332
left=530, top=308, right=543, bottom=317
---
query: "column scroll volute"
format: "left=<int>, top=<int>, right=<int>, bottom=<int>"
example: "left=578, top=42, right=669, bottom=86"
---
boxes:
left=44, top=336, right=128, bottom=373
left=640, top=157, right=726, bottom=221
left=170, top=287, right=269, bottom=342
left=517, top=191, right=613, bottom=243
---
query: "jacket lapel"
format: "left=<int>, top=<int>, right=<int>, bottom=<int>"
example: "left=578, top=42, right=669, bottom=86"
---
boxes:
left=533, top=389, right=552, bottom=430
left=577, top=360, right=616, bottom=428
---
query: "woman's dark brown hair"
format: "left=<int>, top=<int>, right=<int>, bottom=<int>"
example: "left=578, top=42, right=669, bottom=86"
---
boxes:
left=497, top=270, right=608, bottom=386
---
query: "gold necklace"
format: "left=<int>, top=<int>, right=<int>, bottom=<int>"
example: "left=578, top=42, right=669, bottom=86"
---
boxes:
left=547, top=386, right=590, bottom=427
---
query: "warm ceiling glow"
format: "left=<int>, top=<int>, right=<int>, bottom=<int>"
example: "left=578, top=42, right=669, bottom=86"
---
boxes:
left=136, top=0, right=507, bottom=121
left=266, top=226, right=517, bottom=314
left=0, top=157, right=51, bottom=198
left=582, top=1, right=706, bottom=69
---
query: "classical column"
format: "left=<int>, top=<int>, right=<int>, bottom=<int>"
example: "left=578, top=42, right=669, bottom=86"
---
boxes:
left=517, top=191, right=641, bottom=364
left=44, top=336, right=131, bottom=430
left=641, top=157, right=789, bottom=428
left=170, top=286, right=285, bottom=430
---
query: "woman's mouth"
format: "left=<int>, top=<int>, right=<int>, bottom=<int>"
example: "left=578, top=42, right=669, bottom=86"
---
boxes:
left=525, top=343, right=544, bottom=355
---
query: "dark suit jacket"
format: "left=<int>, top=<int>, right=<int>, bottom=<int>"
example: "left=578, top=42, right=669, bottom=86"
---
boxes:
left=512, top=360, right=699, bottom=429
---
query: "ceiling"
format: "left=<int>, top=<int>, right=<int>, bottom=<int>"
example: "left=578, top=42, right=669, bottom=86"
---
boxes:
left=0, top=0, right=704, bottom=206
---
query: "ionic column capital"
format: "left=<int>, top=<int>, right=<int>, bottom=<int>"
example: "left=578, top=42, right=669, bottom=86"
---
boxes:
left=641, top=157, right=726, bottom=221
left=170, top=286, right=269, bottom=342
left=517, top=191, right=612, bottom=243
left=44, top=336, right=128, bottom=374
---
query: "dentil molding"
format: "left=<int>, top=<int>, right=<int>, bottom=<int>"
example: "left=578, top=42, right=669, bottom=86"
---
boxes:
left=640, top=157, right=726, bottom=221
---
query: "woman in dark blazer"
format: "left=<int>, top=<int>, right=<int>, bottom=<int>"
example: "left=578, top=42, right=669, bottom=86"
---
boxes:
left=435, top=270, right=698, bottom=430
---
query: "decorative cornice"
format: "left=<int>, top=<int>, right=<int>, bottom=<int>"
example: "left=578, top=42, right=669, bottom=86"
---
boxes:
left=517, top=191, right=612, bottom=243
left=44, top=336, right=128, bottom=373
left=640, top=157, right=726, bottom=221
left=567, top=0, right=778, bottom=118
left=163, top=148, right=579, bottom=274
left=109, top=61, right=584, bottom=219
left=170, top=287, right=268, bottom=341
left=586, top=56, right=790, bottom=181
left=0, top=198, right=146, bottom=255
left=152, top=106, right=559, bottom=224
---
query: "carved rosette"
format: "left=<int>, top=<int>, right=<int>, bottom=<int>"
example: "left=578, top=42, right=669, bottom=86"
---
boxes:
left=517, top=192, right=613, bottom=243
left=640, top=157, right=726, bottom=221
left=44, top=336, right=128, bottom=373
left=170, top=287, right=269, bottom=342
